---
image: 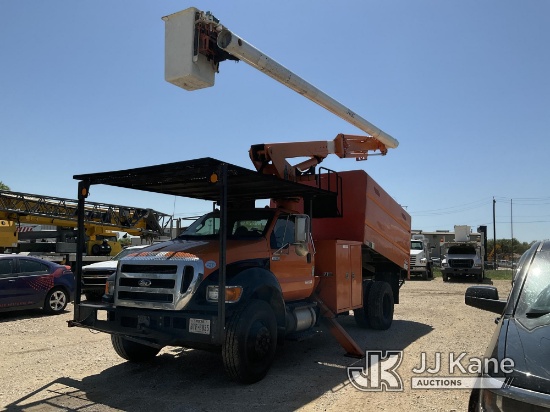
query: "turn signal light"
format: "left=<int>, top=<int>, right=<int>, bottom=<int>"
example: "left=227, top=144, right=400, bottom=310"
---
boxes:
left=206, top=285, right=243, bottom=303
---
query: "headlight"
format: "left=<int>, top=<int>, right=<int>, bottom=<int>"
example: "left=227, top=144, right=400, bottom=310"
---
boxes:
left=481, top=388, right=503, bottom=411
left=105, top=279, right=115, bottom=296
left=420, top=258, right=427, bottom=264
left=206, top=285, right=243, bottom=303
left=442, top=262, right=448, bottom=268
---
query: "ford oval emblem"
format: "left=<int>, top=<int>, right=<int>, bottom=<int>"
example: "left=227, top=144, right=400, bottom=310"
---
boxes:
left=205, top=260, right=216, bottom=269
left=138, top=279, right=152, bottom=287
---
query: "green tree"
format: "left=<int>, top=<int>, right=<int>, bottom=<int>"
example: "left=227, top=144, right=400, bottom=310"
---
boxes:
left=486, top=238, right=535, bottom=261
left=0, top=181, right=9, bottom=190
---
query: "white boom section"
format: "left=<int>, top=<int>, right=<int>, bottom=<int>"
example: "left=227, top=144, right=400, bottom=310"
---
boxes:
left=163, top=7, right=398, bottom=150
left=216, top=30, right=399, bottom=149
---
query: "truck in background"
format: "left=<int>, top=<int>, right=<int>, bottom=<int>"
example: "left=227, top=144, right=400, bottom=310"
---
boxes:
left=441, top=225, right=485, bottom=282
left=409, top=234, right=433, bottom=280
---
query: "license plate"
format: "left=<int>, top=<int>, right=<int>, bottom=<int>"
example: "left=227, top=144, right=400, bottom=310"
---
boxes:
left=189, top=318, right=210, bottom=335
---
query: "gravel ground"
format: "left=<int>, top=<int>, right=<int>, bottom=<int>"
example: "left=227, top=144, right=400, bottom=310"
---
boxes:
left=0, top=277, right=512, bottom=412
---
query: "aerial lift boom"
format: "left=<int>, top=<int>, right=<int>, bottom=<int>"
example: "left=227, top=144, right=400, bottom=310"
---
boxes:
left=249, top=133, right=387, bottom=182
left=163, top=7, right=399, bottom=152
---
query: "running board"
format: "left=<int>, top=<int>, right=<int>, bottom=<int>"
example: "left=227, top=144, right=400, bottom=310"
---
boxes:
left=311, top=294, right=364, bottom=358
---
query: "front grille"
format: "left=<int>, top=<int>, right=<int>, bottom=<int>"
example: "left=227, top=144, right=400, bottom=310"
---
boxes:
left=448, top=259, right=473, bottom=269
left=115, top=260, right=203, bottom=310
left=118, top=291, right=173, bottom=302
left=121, top=264, right=177, bottom=274
left=119, top=278, right=175, bottom=288
left=83, top=269, right=116, bottom=276
left=82, top=270, right=115, bottom=286
left=410, top=256, right=417, bottom=265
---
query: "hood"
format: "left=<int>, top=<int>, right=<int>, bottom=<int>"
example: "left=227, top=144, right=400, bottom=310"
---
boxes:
left=125, top=238, right=269, bottom=276
left=503, top=317, right=550, bottom=394
left=82, top=259, right=117, bottom=271
left=410, top=250, right=424, bottom=257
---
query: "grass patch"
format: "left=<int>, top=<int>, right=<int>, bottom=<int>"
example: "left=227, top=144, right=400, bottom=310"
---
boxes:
left=432, top=267, right=513, bottom=281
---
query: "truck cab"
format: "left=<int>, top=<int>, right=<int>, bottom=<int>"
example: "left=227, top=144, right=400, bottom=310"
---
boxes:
left=409, top=235, right=433, bottom=280
left=109, top=208, right=315, bottom=311
left=441, top=243, right=484, bottom=282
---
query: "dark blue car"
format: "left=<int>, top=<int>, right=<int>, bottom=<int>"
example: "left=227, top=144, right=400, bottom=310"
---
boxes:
left=465, top=241, right=550, bottom=410
left=0, top=254, right=75, bottom=314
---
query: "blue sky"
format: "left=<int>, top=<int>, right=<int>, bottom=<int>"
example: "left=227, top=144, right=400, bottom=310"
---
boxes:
left=1, top=1, right=549, bottom=243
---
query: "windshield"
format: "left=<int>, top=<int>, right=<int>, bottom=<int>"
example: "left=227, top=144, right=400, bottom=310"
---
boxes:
left=515, top=249, right=550, bottom=321
left=447, top=246, right=476, bottom=255
left=411, top=241, right=423, bottom=250
left=179, top=210, right=275, bottom=239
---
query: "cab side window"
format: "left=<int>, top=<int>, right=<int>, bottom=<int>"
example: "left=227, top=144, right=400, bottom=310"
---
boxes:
left=271, top=216, right=295, bottom=249
left=0, top=259, right=14, bottom=277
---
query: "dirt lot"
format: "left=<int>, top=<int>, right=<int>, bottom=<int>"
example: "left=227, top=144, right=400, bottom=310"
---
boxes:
left=0, top=277, right=512, bottom=412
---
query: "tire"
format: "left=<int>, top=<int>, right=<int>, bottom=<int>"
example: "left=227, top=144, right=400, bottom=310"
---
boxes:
left=468, top=388, right=480, bottom=411
left=476, top=270, right=484, bottom=283
left=428, top=264, right=434, bottom=279
left=111, top=335, right=161, bottom=362
left=367, top=281, right=394, bottom=330
left=44, top=288, right=69, bottom=314
left=422, top=269, right=428, bottom=280
left=91, top=244, right=101, bottom=255
left=442, top=273, right=449, bottom=282
left=222, top=299, right=278, bottom=384
left=353, top=280, right=374, bottom=328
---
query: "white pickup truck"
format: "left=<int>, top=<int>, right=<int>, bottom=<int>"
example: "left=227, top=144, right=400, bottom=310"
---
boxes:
left=81, top=245, right=147, bottom=300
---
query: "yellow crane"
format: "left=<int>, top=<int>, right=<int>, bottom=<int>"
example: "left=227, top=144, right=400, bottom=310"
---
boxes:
left=0, top=190, right=171, bottom=260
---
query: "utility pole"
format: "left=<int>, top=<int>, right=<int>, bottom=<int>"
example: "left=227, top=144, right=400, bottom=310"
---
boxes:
left=493, top=196, right=497, bottom=269
left=511, top=199, right=514, bottom=269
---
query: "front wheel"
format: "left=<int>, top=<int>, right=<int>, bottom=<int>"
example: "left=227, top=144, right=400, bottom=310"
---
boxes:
left=476, top=271, right=484, bottom=283
left=44, top=288, right=69, bottom=314
left=422, top=270, right=429, bottom=280
left=222, top=299, right=278, bottom=384
left=111, top=335, right=161, bottom=362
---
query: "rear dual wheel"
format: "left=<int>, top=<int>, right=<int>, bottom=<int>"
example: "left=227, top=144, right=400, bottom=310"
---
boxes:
left=354, top=280, right=394, bottom=330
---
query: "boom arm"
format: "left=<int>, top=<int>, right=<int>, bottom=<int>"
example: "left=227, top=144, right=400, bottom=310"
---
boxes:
left=163, top=8, right=399, bottom=150
left=250, top=133, right=387, bottom=181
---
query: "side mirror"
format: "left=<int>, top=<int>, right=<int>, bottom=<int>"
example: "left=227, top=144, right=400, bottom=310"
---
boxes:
left=293, top=215, right=309, bottom=244
left=465, top=286, right=507, bottom=314
left=293, top=215, right=310, bottom=257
